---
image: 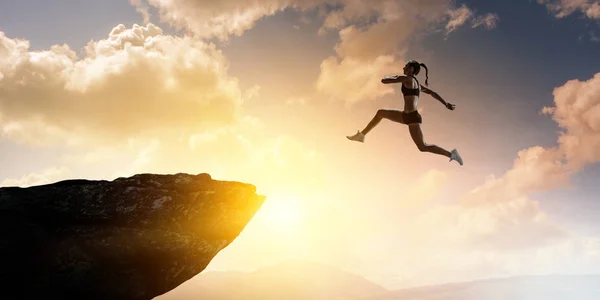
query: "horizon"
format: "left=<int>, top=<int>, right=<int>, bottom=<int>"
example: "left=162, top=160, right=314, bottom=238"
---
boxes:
left=159, top=258, right=600, bottom=299
left=2, top=0, right=600, bottom=293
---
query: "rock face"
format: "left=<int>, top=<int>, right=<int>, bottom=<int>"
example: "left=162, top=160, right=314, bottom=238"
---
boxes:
left=0, top=173, right=265, bottom=300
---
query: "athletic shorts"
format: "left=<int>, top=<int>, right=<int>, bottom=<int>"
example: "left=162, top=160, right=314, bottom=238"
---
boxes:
left=402, top=110, right=422, bottom=124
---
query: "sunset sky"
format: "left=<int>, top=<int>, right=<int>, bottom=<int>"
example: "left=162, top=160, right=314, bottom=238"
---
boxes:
left=2, top=0, right=600, bottom=291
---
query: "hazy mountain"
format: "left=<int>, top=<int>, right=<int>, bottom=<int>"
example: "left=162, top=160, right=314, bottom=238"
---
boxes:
left=371, top=274, right=600, bottom=300
left=157, top=259, right=387, bottom=300
left=157, top=260, right=600, bottom=300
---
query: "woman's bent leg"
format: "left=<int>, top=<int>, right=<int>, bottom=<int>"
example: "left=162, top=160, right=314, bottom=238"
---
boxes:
left=361, top=109, right=405, bottom=135
left=408, top=123, right=451, bottom=158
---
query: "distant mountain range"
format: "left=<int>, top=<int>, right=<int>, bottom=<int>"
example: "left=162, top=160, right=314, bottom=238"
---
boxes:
left=156, top=259, right=600, bottom=300
left=370, top=274, right=600, bottom=300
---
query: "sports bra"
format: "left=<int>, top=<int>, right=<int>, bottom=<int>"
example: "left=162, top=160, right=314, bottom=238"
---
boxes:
left=401, top=75, right=420, bottom=97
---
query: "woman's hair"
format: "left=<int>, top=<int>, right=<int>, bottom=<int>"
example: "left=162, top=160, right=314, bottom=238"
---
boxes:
left=407, top=60, right=429, bottom=86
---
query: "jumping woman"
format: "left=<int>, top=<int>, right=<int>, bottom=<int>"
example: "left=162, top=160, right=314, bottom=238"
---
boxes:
left=346, top=60, right=463, bottom=165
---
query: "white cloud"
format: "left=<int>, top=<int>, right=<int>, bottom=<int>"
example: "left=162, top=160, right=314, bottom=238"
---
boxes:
left=129, top=1, right=499, bottom=105
left=0, top=24, right=246, bottom=147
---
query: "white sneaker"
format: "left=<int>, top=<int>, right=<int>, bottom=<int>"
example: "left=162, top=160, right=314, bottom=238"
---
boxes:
left=450, top=149, right=463, bottom=165
left=346, top=130, right=365, bottom=143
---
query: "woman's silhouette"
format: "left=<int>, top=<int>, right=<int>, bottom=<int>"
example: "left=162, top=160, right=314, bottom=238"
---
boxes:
left=346, top=60, right=463, bottom=165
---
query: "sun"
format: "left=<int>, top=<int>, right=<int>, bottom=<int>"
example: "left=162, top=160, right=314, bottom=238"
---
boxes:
left=257, top=192, right=305, bottom=231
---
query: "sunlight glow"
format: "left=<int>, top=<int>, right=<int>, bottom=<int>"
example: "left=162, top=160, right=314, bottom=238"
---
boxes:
left=258, top=192, right=305, bottom=232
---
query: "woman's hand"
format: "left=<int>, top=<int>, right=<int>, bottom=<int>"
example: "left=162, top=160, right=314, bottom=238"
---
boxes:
left=421, top=87, right=455, bottom=110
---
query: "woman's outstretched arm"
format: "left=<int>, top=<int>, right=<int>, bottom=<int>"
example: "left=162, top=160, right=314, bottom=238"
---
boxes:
left=421, top=85, right=455, bottom=110
left=381, top=75, right=406, bottom=84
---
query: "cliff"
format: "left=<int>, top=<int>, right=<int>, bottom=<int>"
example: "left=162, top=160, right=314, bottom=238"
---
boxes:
left=0, top=172, right=265, bottom=299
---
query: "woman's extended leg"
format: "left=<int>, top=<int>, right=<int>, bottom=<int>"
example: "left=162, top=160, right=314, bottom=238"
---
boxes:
left=362, top=109, right=405, bottom=134
left=408, top=123, right=463, bottom=165
left=347, top=109, right=404, bottom=142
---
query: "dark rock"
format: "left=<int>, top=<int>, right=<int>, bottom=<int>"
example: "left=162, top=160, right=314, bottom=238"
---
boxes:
left=0, top=172, right=265, bottom=300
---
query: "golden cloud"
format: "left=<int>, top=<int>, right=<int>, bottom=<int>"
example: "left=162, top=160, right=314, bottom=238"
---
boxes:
left=0, top=24, right=247, bottom=147
left=0, top=167, right=71, bottom=188
left=543, top=72, right=600, bottom=170
left=537, top=0, right=600, bottom=19
left=393, top=72, right=600, bottom=256
left=130, top=0, right=499, bottom=105
left=314, top=0, right=497, bottom=104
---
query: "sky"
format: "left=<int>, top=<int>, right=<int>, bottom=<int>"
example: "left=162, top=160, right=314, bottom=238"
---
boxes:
left=2, top=0, right=600, bottom=291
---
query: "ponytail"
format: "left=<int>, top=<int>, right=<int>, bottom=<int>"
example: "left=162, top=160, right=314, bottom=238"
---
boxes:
left=419, top=63, right=429, bottom=86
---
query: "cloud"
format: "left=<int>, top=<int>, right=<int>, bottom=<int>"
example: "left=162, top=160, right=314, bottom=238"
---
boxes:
left=407, top=72, right=600, bottom=254
left=129, top=1, right=498, bottom=105
left=316, top=54, right=398, bottom=104
left=415, top=196, right=569, bottom=252
left=0, top=24, right=250, bottom=147
left=589, top=2, right=600, bottom=18
left=445, top=4, right=475, bottom=34
left=0, top=167, right=71, bottom=188
left=390, top=71, right=600, bottom=261
left=591, top=30, right=600, bottom=42
left=537, top=0, right=600, bottom=41
left=314, top=58, right=600, bottom=288
left=315, top=1, right=426, bottom=104
left=537, top=0, right=600, bottom=19
left=398, top=235, right=600, bottom=288
left=462, top=146, right=571, bottom=206
left=130, top=0, right=152, bottom=24
left=542, top=72, right=600, bottom=170
left=136, top=0, right=324, bottom=40
left=446, top=5, right=499, bottom=34
left=390, top=169, right=449, bottom=214
left=315, top=1, right=444, bottom=103
left=472, top=13, right=500, bottom=30
left=314, top=1, right=498, bottom=104
left=285, top=96, right=307, bottom=105
left=81, top=112, right=325, bottom=196
left=433, top=72, right=600, bottom=251
left=435, top=74, right=600, bottom=252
